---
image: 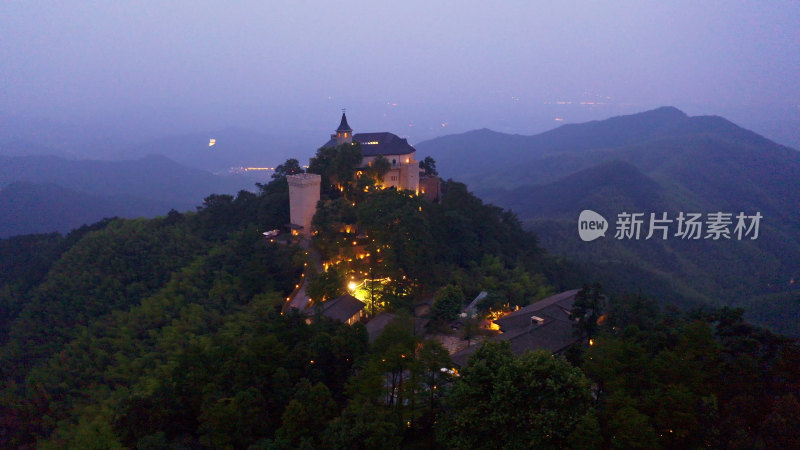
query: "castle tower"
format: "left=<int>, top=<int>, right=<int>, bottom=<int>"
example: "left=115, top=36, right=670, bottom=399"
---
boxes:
left=333, top=112, right=353, bottom=146
left=287, top=173, right=321, bottom=237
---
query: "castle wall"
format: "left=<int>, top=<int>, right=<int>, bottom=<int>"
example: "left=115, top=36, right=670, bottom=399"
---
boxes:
left=363, top=153, right=418, bottom=193
left=287, top=173, right=321, bottom=237
left=419, top=175, right=441, bottom=202
left=400, top=162, right=419, bottom=194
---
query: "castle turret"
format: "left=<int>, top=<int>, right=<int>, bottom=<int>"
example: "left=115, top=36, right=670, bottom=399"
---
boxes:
left=333, top=112, right=353, bottom=145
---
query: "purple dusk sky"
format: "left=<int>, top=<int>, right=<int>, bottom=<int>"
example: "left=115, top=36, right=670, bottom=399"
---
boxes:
left=2, top=1, right=799, bottom=149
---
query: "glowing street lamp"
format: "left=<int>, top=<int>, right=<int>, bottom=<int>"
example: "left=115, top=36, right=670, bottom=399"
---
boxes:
left=348, top=281, right=358, bottom=291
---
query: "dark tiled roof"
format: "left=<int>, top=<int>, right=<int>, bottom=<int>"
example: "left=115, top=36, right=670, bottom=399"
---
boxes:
left=451, top=289, right=582, bottom=367
left=494, top=289, right=579, bottom=331
left=503, top=318, right=577, bottom=354
left=320, top=294, right=365, bottom=322
left=366, top=312, right=397, bottom=342
left=337, top=113, right=352, bottom=132
left=321, top=132, right=416, bottom=157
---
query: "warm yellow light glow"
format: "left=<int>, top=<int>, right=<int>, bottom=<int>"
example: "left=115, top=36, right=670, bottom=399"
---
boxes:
left=589, top=339, right=595, bottom=346
left=209, top=139, right=216, bottom=147
left=348, top=281, right=358, bottom=291
left=364, top=141, right=379, bottom=145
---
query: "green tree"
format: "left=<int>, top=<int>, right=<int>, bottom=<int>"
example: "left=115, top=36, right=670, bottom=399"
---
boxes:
left=416, top=339, right=453, bottom=418
left=367, top=154, right=392, bottom=183
left=307, top=143, right=362, bottom=196
left=274, top=380, right=338, bottom=449
left=272, top=158, right=304, bottom=179
left=419, top=156, right=438, bottom=176
left=307, top=268, right=345, bottom=303
left=432, top=285, right=464, bottom=322
left=323, top=401, right=401, bottom=450
left=571, top=282, right=605, bottom=342
left=438, top=342, right=593, bottom=449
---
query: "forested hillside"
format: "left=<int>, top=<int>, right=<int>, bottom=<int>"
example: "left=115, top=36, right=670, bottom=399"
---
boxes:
left=0, top=153, right=797, bottom=448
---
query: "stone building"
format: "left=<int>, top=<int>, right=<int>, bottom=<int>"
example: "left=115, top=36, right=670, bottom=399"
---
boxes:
left=320, top=113, right=419, bottom=193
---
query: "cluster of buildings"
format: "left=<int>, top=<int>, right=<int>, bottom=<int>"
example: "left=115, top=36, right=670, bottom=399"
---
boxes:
left=314, top=286, right=583, bottom=368
left=283, top=114, right=582, bottom=366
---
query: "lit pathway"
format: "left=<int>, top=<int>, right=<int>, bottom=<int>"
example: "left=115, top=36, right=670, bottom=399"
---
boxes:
left=287, top=275, right=311, bottom=311
left=282, top=239, right=323, bottom=314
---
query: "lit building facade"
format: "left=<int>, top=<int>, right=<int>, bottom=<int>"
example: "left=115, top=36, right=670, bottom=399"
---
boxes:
left=321, top=113, right=419, bottom=193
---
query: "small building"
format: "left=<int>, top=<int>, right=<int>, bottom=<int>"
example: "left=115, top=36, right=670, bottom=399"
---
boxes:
left=451, top=289, right=581, bottom=367
left=314, top=294, right=365, bottom=326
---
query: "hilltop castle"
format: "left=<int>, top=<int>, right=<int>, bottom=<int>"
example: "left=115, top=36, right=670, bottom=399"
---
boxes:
left=321, top=112, right=419, bottom=193
left=288, top=113, right=437, bottom=237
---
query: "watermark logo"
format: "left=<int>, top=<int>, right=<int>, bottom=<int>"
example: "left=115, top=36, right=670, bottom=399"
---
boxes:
left=579, top=210, right=762, bottom=241
left=578, top=210, right=608, bottom=241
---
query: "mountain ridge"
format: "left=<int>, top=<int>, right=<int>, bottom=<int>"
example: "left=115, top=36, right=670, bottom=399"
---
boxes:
left=418, top=107, right=800, bottom=336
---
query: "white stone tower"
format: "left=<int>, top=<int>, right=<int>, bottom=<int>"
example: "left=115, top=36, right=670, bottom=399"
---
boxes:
left=287, top=173, right=321, bottom=237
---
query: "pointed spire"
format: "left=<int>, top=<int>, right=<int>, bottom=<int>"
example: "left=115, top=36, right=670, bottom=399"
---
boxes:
left=337, top=110, right=352, bottom=132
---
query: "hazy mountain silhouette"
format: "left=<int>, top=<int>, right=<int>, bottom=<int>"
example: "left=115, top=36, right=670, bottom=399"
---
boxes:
left=0, top=115, right=310, bottom=172
left=0, top=154, right=260, bottom=237
left=0, top=182, right=180, bottom=238
left=418, top=107, right=800, bottom=336
left=120, top=127, right=307, bottom=172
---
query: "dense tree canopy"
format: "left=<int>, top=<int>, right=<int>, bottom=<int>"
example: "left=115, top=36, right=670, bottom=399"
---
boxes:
left=0, top=157, right=796, bottom=449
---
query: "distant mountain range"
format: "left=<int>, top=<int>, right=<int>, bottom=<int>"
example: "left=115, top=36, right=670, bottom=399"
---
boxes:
left=417, top=107, right=800, bottom=336
left=0, top=115, right=310, bottom=172
left=0, top=154, right=258, bottom=238
left=0, top=182, right=177, bottom=237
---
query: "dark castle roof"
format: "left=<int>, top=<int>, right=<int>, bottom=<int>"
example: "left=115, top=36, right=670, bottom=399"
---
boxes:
left=323, top=114, right=415, bottom=157
left=322, top=132, right=416, bottom=156
left=337, top=113, right=352, bottom=132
